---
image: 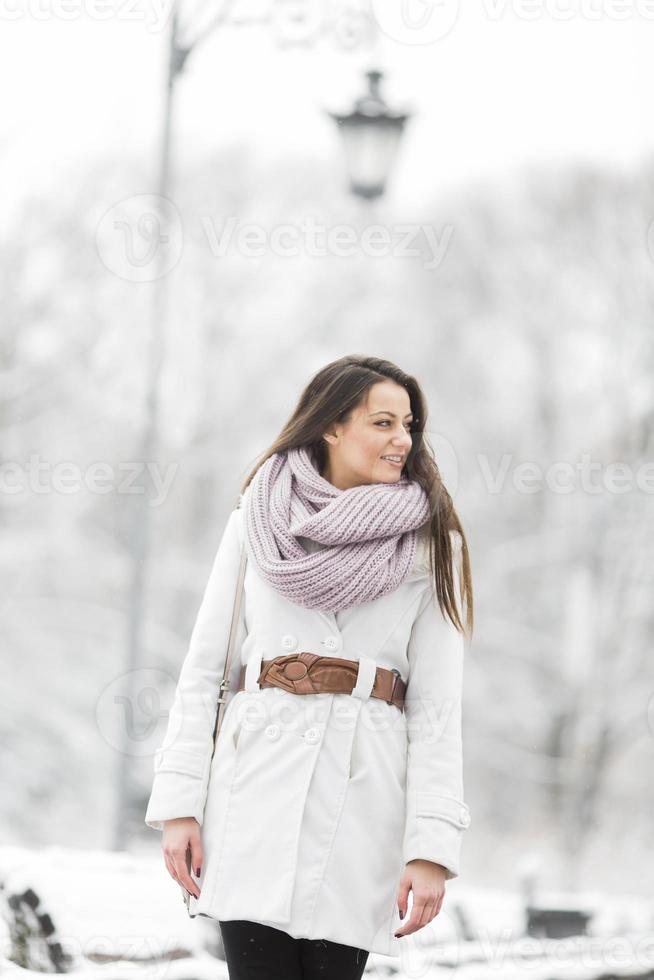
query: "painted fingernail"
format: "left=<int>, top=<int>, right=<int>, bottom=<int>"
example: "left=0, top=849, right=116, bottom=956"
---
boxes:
left=399, top=910, right=404, bottom=920
left=196, top=867, right=201, bottom=876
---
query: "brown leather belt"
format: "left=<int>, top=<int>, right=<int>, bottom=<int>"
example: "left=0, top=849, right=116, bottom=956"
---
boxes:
left=237, top=652, right=406, bottom=711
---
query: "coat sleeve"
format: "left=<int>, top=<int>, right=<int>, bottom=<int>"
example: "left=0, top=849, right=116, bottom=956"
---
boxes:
left=402, top=534, right=471, bottom=878
left=144, top=506, right=246, bottom=832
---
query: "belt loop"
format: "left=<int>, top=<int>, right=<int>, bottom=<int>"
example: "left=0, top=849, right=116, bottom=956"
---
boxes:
left=244, top=648, right=264, bottom=692
left=351, top=654, right=376, bottom=702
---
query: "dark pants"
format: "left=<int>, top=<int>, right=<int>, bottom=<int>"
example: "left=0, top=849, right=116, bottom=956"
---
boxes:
left=219, top=919, right=370, bottom=980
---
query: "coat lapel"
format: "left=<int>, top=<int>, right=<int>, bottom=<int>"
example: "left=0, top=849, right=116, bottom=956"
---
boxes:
left=316, top=607, right=340, bottom=635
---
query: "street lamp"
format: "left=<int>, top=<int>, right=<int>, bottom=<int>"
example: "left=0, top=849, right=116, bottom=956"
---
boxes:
left=328, top=69, right=410, bottom=200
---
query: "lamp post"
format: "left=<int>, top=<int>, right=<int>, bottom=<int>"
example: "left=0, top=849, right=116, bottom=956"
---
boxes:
left=116, top=3, right=385, bottom=851
left=114, top=0, right=248, bottom=852
left=327, top=69, right=410, bottom=200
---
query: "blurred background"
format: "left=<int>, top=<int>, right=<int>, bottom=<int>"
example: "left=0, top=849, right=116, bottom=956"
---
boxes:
left=2, top=2, right=654, bottom=978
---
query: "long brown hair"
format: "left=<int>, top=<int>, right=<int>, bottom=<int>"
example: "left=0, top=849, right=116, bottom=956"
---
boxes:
left=240, top=355, right=473, bottom=639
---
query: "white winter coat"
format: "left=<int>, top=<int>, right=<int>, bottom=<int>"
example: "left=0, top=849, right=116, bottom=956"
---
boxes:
left=145, top=486, right=471, bottom=956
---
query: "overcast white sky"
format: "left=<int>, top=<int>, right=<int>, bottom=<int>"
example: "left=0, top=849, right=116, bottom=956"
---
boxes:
left=1, top=2, right=653, bottom=219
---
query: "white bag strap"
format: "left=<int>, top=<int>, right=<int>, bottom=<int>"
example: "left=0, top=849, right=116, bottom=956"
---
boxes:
left=210, top=519, right=247, bottom=757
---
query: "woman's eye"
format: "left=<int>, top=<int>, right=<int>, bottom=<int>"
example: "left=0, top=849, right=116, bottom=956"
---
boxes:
left=375, top=421, right=413, bottom=432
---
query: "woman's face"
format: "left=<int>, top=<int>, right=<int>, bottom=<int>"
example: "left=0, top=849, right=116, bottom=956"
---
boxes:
left=321, top=380, right=415, bottom=489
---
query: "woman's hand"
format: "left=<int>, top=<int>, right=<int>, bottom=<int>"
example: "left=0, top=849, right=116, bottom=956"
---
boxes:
left=395, top=860, right=447, bottom=938
left=162, top=817, right=203, bottom=899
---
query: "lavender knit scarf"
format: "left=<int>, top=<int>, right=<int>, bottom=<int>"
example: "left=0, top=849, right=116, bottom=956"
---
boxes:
left=243, top=446, right=430, bottom=612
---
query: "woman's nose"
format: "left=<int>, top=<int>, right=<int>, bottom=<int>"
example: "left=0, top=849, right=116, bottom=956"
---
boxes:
left=393, top=429, right=413, bottom=450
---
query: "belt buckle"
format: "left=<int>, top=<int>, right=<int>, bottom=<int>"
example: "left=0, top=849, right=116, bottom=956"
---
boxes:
left=264, top=654, right=301, bottom=694
left=386, top=668, right=401, bottom=706
left=265, top=653, right=318, bottom=695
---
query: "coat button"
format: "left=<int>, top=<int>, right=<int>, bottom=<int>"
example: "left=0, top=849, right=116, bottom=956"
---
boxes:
left=304, top=727, right=320, bottom=745
left=281, top=633, right=298, bottom=651
left=323, top=635, right=341, bottom=652
left=265, top=724, right=281, bottom=741
left=459, top=807, right=471, bottom=827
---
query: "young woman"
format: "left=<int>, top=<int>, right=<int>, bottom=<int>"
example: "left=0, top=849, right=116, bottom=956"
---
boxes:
left=145, top=354, right=473, bottom=979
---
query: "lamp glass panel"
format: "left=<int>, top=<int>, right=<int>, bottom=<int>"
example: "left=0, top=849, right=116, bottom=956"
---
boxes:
left=339, top=121, right=404, bottom=195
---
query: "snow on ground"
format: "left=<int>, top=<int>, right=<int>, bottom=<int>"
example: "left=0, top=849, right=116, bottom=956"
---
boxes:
left=1, top=846, right=653, bottom=980
left=0, top=844, right=204, bottom=965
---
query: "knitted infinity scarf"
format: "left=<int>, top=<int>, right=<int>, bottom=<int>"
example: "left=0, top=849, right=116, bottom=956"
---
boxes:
left=243, top=446, right=430, bottom=612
